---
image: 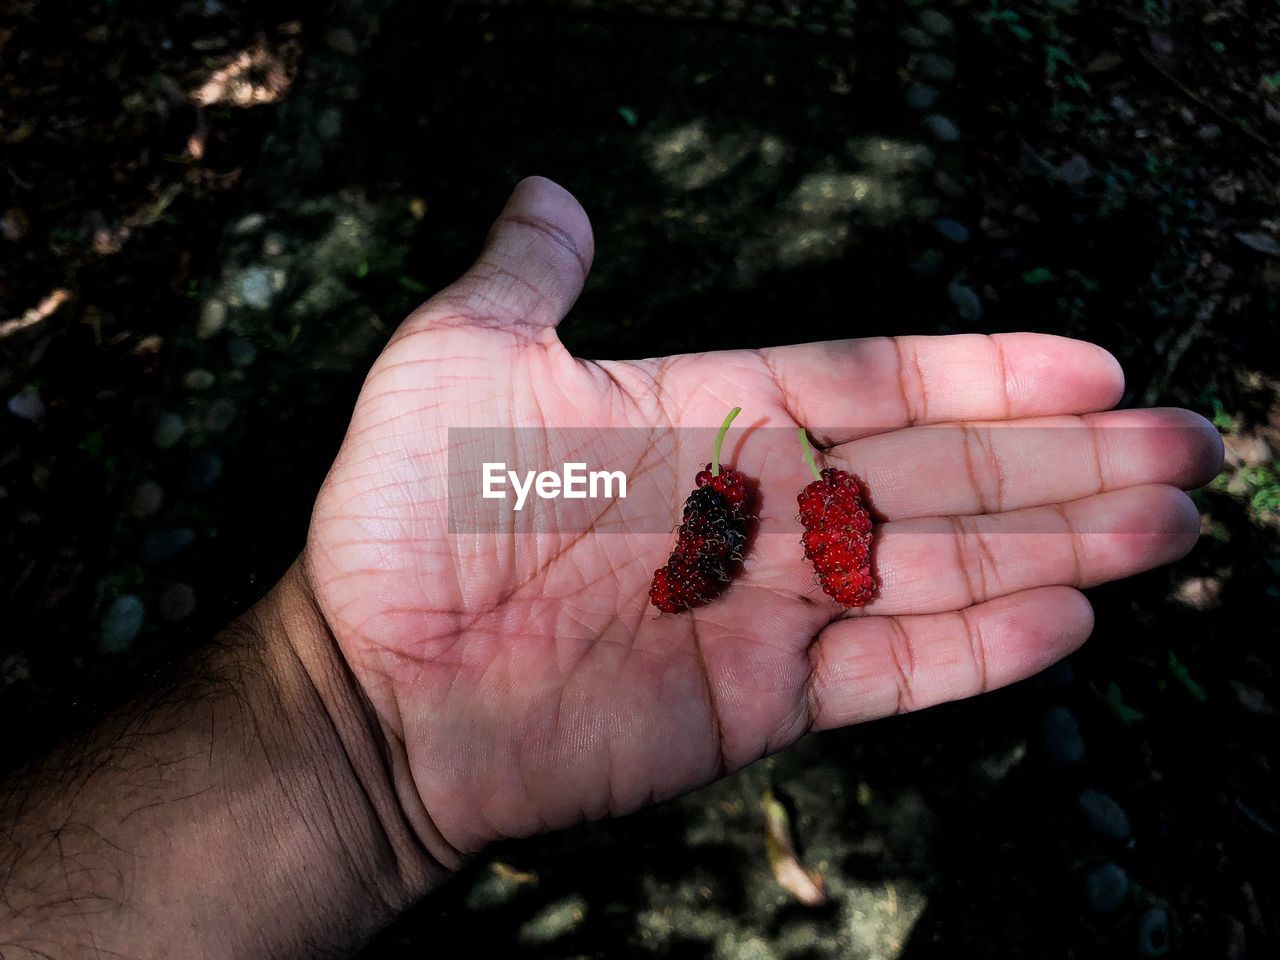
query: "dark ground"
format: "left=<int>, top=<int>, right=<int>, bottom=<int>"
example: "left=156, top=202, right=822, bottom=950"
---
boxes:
left=2, top=0, right=1279, bottom=957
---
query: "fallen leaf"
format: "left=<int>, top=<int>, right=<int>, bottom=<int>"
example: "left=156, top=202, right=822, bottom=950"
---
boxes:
left=491, top=862, right=538, bottom=885
left=0, top=289, right=72, bottom=339
left=1168, top=650, right=1209, bottom=702
left=2, top=121, right=33, bottom=144
left=1223, top=433, right=1272, bottom=468
left=132, top=334, right=164, bottom=356
left=1105, top=682, right=1145, bottom=726
left=762, top=787, right=827, bottom=907
left=1085, top=52, right=1124, bottom=74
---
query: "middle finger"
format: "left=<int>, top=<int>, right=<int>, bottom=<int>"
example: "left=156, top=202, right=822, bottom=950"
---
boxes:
left=827, top=407, right=1221, bottom=521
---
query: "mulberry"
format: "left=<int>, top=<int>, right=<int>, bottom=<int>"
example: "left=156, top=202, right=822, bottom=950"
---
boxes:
left=649, top=408, right=751, bottom=613
left=796, top=429, right=876, bottom=608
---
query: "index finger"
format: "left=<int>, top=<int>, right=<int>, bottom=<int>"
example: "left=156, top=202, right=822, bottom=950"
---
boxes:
left=760, top=333, right=1125, bottom=446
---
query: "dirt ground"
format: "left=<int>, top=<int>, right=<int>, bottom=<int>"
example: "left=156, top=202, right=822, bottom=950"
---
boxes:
left=2, top=1, right=1278, bottom=957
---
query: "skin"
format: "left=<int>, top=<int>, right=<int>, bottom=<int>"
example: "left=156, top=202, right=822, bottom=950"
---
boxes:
left=0, top=177, right=1223, bottom=959
left=305, top=177, right=1222, bottom=863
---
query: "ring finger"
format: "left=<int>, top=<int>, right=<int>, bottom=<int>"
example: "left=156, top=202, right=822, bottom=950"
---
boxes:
left=831, top=483, right=1200, bottom=618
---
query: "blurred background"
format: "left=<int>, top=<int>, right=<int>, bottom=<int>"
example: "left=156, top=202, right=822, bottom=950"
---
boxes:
left=2, top=0, right=1278, bottom=956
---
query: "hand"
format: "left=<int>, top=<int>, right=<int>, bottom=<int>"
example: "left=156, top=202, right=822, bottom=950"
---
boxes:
left=301, top=177, right=1222, bottom=866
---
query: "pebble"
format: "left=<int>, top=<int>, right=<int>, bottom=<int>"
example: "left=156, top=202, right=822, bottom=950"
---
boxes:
left=152, top=412, right=187, bottom=449
left=1137, top=907, right=1172, bottom=958
left=1110, top=95, right=1137, bottom=121
left=159, top=582, right=197, bottom=622
left=129, top=482, right=165, bottom=518
left=227, top=336, right=257, bottom=367
left=204, top=398, right=237, bottom=433
left=1085, top=863, right=1129, bottom=914
left=184, top=449, right=223, bottom=494
left=910, top=249, right=945, bottom=276
left=197, top=299, right=227, bottom=339
left=1236, top=230, right=1280, bottom=257
left=100, top=595, right=146, bottom=653
left=909, top=195, right=941, bottom=219
left=920, top=10, right=954, bottom=37
left=1054, top=154, right=1094, bottom=186
left=1, top=651, right=29, bottom=684
left=262, top=232, right=287, bottom=257
left=326, top=28, right=359, bottom=55
left=1041, top=704, right=1086, bottom=769
left=905, top=142, right=937, bottom=168
left=183, top=369, right=216, bottom=392
left=1078, top=788, right=1132, bottom=841
left=317, top=108, right=344, bottom=141
left=142, top=527, right=196, bottom=563
left=932, top=218, right=970, bottom=243
left=1230, top=680, right=1273, bottom=715
left=916, top=53, right=956, bottom=83
left=1034, top=658, right=1076, bottom=688
left=0, top=208, right=30, bottom=242
left=923, top=114, right=960, bottom=142
left=905, top=83, right=938, bottom=111
left=1148, top=29, right=1174, bottom=58
left=934, top=170, right=965, bottom=199
left=901, top=27, right=934, bottom=49
left=6, top=387, right=46, bottom=422
left=239, top=267, right=275, bottom=309
left=230, top=212, right=266, bottom=236
left=517, top=895, right=588, bottom=946
left=947, top=281, right=983, bottom=320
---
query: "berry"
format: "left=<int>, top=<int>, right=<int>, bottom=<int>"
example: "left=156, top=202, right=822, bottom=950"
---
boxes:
left=796, top=430, right=876, bottom=608
left=699, top=462, right=749, bottom=509
left=650, top=408, right=752, bottom=614
left=650, top=556, right=705, bottom=614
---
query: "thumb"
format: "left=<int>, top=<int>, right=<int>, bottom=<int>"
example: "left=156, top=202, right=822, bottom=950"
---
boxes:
left=423, top=176, right=595, bottom=331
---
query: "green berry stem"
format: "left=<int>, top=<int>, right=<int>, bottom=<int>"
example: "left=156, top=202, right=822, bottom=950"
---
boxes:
left=798, top=428, right=822, bottom=482
left=711, top=406, right=742, bottom=477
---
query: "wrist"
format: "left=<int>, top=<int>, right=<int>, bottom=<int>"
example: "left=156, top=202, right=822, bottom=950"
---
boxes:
left=245, top=559, right=453, bottom=918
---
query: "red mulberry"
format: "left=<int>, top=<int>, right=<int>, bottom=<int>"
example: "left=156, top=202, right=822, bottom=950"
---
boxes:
left=796, top=430, right=876, bottom=608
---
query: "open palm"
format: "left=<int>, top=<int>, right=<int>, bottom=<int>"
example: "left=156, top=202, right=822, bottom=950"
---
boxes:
left=305, top=178, right=1221, bottom=865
